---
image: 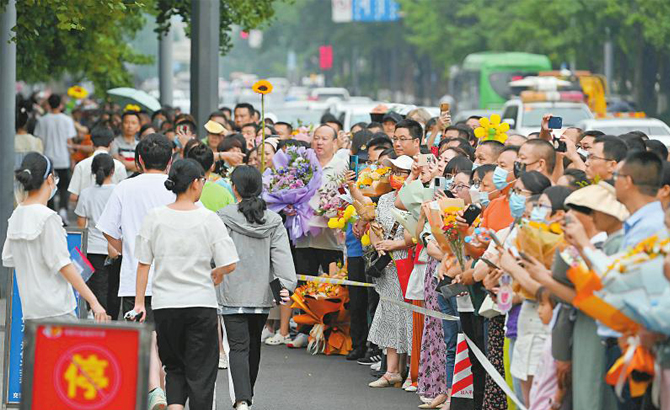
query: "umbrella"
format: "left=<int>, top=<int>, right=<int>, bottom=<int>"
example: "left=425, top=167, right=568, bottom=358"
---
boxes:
left=106, top=87, right=161, bottom=112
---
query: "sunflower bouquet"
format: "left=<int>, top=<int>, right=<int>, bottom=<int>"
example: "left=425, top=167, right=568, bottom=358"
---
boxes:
left=356, top=165, right=392, bottom=197
left=424, top=198, right=466, bottom=267
left=442, top=206, right=467, bottom=270
left=515, top=219, right=565, bottom=269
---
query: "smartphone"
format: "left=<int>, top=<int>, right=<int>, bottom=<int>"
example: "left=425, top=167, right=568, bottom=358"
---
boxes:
left=555, top=137, right=567, bottom=153
left=434, top=177, right=446, bottom=193
left=547, top=116, right=563, bottom=129
left=440, top=283, right=469, bottom=299
left=418, top=153, right=436, bottom=167
left=349, top=155, right=359, bottom=178
left=269, top=278, right=283, bottom=305
left=489, top=230, right=503, bottom=248
left=480, top=257, right=500, bottom=270
left=517, top=251, right=532, bottom=262
left=124, top=310, right=139, bottom=321
left=440, top=102, right=450, bottom=113
left=463, top=204, right=482, bottom=226
left=177, top=124, right=190, bottom=134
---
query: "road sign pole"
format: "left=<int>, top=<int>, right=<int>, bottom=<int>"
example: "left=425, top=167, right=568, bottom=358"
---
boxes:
left=159, top=27, right=173, bottom=107
left=190, top=0, right=220, bottom=137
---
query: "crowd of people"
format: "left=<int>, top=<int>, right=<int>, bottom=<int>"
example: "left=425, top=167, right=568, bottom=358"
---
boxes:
left=4, top=90, right=670, bottom=410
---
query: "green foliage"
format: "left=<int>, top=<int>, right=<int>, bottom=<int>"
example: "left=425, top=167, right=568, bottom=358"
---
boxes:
left=153, top=0, right=280, bottom=55
left=5, top=0, right=151, bottom=93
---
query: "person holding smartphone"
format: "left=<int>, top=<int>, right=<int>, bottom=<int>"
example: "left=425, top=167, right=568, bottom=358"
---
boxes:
left=133, top=159, right=238, bottom=410
left=217, top=165, right=296, bottom=410
left=3, top=153, right=109, bottom=323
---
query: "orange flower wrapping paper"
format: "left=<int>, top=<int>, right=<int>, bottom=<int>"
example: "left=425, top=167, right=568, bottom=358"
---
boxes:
left=290, top=279, right=352, bottom=356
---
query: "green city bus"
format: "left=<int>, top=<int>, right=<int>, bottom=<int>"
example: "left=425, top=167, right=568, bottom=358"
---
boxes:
left=451, top=52, right=552, bottom=111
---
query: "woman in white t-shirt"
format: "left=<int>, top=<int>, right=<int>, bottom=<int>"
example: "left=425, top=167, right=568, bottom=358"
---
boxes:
left=133, top=158, right=239, bottom=410
left=2, top=152, right=108, bottom=322
left=75, top=153, right=121, bottom=319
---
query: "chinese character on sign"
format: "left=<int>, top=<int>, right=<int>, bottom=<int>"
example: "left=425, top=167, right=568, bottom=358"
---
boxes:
left=64, top=354, right=110, bottom=400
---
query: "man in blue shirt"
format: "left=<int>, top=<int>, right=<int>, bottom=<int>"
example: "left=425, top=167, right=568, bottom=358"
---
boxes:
left=614, top=150, right=665, bottom=250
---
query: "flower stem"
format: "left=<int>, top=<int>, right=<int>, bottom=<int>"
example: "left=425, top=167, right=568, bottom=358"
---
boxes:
left=261, top=95, right=266, bottom=172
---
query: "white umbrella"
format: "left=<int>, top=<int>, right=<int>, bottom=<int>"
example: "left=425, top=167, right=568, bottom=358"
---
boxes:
left=107, top=87, right=161, bottom=112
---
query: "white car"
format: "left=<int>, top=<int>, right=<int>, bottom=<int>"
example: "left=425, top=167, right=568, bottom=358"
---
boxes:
left=501, top=99, right=594, bottom=136
left=576, top=118, right=670, bottom=146
left=310, top=87, right=350, bottom=102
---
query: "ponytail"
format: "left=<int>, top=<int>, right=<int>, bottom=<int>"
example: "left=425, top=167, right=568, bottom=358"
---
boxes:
left=15, top=152, right=50, bottom=191
left=230, top=165, right=267, bottom=225
left=91, top=153, right=115, bottom=186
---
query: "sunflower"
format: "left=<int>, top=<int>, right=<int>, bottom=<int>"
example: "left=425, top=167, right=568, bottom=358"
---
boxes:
left=474, top=114, right=509, bottom=143
left=252, top=79, right=273, bottom=95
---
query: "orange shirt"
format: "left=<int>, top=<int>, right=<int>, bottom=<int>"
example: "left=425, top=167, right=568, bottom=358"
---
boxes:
left=481, top=196, right=514, bottom=232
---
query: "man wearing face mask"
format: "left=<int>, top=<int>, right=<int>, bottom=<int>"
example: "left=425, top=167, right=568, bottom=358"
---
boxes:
left=514, top=139, right=556, bottom=180
left=469, top=164, right=497, bottom=208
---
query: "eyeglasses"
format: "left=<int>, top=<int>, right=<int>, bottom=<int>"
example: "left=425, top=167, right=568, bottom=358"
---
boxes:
left=390, top=137, right=414, bottom=143
left=612, top=171, right=629, bottom=182
left=391, top=169, right=410, bottom=177
left=510, top=187, right=533, bottom=197
left=470, top=180, right=481, bottom=188
left=452, top=183, right=470, bottom=192
left=589, top=155, right=614, bottom=162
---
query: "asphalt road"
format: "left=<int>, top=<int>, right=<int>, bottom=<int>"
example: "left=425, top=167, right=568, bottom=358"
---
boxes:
left=214, top=345, right=422, bottom=410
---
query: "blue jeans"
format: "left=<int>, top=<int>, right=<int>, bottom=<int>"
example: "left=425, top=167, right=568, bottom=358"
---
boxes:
left=437, top=293, right=459, bottom=388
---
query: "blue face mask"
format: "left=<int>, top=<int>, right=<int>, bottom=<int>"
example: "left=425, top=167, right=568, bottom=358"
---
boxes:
left=472, top=162, right=480, bottom=171
left=469, top=186, right=490, bottom=207
left=509, top=192, right=527, bottom=219
left=493, top=167, right=509, bottom=190
left=530, top=206, right=549, bottom=223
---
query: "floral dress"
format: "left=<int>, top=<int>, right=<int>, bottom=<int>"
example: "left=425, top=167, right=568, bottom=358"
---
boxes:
left=367, top=192, right=413, bottom=354
left=418, top=259, right=448, bottom=398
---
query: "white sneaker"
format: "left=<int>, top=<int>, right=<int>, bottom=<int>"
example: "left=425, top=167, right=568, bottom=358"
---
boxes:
left=265, top=332, right=291, bottom=346
left=371, top=360, right=381, bottom=371
left=287, top=333, right=309, bottom=348
left=148, top=387, right=167, bottom=410
left=218, top=352, right=228, bottom=369
left=236, top=402, right=249, bottom=410
left=261, top=327, right=275, bottom=342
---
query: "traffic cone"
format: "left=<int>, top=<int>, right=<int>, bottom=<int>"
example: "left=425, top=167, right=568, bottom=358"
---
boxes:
left=449, top=333, right=474, bottom=410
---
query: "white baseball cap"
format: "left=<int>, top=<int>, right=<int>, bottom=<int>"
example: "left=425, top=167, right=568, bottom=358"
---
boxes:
left=383, top=155, right=413, bottom=171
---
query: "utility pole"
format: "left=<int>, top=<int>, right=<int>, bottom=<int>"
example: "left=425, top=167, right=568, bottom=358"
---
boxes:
left=604, top=27, right=614, bottom=93
left=190, top=0, right=220, bottom=137
left=159, top=26, right=173, bottom=106
left=0, top=0, right=16, bottom=297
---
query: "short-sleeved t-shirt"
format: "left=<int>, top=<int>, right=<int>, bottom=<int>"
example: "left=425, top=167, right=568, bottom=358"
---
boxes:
left=135, top=206, right=239, bottom=310
left=68, top=150, right=128, bottom=197
left=75, top=184, right=116, bottom=255
left=96, top=173, right=175, bottom=297
left=481, top=196, right=514, bottom=232
left=2, top=204, right=77, bottom=319
left=200, top=181, right=235, bottom=212
left=110, top=136, right=138, bottom=164
left=33, top=113, right=76, bottom=169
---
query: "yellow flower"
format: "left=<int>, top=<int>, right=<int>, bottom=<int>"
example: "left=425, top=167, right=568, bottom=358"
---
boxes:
left=361, top=232, right=371, bottom=246
left=252, top=80, right=273, bottom=95
left=343, top=205, right=355, bottom=221
left=124, top=104, right=141, bottom=112
left=328, top=218, right=340, bottom=229
left=474, top=114, right=509, bottom=143
left=67, top=85, right=88, bottom=100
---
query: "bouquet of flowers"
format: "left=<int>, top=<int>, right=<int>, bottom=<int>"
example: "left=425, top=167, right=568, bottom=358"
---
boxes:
left=327, top=205, right=357, bottom=231
left=516, top=220, right=565, bottom=269
left=263, top=146, right=322, bottom=243
left=424, top=198, right=466, bottom=267
left=292, top=124, right=314, bottom=143
left=315, top=172, right=348, bottom=219
left=291, top=268, right=352, bottom=356
left=356, top=165, right=392, bottom=197
left=442, top=206, right=467, bottom=271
